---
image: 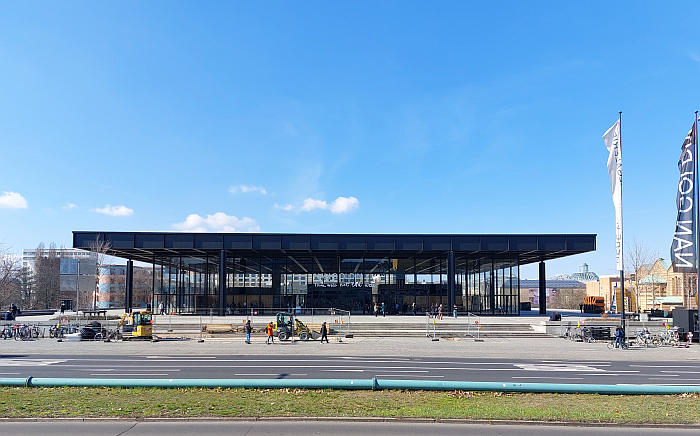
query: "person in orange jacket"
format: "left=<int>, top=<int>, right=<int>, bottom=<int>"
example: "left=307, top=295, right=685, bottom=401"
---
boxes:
left=265, top=321, right=274, bottom=345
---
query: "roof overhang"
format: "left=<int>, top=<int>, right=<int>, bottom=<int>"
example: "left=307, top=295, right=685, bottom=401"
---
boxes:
left=73, top=232, right=596, bottom=271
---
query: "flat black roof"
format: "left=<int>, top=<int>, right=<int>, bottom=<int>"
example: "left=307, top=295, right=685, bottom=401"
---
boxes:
left=73, top=232, right=595, bottom=267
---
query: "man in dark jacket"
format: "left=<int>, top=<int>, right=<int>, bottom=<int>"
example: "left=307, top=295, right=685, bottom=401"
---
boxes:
left=245, top=320, right=252, bottom=344
left=320, top=322, right=328, bottom=344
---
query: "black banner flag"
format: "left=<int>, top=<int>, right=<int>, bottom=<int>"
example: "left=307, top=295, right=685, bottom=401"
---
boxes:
left=671, top=123, right=697, bottom=269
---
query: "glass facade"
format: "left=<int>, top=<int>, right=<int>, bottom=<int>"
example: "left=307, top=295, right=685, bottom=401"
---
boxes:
left=73, top=232, right=596, bottom=316
left=142, top=253, right=521, bottom=315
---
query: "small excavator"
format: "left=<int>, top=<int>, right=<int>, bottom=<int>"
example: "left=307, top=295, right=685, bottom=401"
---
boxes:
left=117, top=310, right=153, bottom=340
left=273, top=312, right=318, bottom=341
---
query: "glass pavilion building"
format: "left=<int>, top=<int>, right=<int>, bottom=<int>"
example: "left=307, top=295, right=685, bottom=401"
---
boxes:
left=73, top=232, right=596, bottom=316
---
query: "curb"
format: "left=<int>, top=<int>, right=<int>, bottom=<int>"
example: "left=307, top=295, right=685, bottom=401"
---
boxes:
left=1, top=416, right=700, bottom=428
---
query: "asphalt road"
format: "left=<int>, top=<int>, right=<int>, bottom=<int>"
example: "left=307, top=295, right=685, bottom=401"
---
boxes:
left=1, top=421, right=699, bottom=436
left=2, top=354, right=699, bottom=385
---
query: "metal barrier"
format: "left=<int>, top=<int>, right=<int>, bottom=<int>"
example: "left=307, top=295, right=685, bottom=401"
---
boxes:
left=466, top=312, right=481, bottom=340
left=426, top=315, right=438, bottom=340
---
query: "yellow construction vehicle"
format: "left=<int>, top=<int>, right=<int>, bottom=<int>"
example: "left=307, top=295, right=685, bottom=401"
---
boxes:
left=118, top=310, right=153, bottom=340
left=273, top=312, right=318, bottom=341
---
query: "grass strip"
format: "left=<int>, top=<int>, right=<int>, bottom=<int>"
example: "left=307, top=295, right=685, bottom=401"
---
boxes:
left=1, top=387, right=699, bottom=424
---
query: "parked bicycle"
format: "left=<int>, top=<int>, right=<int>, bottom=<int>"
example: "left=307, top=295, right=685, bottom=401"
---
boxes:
left=93, top=328, right=122, bottom=342
left=1, top=324, right=12, bottom=339
left=11, top=323, right=32, bottom=341
left=633, top=328, right=659, bottom=348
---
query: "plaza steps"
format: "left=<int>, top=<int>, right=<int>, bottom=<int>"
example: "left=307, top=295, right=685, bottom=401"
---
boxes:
left=338, top=322, right=546, bottom=338
left=153, top=322, right=547, bottom=339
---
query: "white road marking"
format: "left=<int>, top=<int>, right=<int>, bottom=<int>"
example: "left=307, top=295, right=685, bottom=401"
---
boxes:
left=0, top=359, right=66, bottom=367
left=232, top=373, right=307, bottom=376
left=514, top=363, right=605, bottom=372
left=146, top=356, right=216, bottom=359
left=375, top=375, right=445, bottom=378
left=511, top=377, right=584, bottom=380
left=91, top=374, right=170, bottom=377
left=629, top=365, right=699, bottom=368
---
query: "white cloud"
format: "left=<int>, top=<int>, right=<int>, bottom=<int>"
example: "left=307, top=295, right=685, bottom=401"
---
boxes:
left=300, top=198, right=328, bottom=212
left=300, top=196, right=359, bottom=214
left=275, top=203, right=294, bottom=211
left=229, top=185, right=267, bottom=195
left=0, top=191, right=28, bottom=209
left=62, top=203, right=78, bottom=210
left=93, top=205, right=134, bottom=216
left=173, top=212, right=260, bottom=233
left=329, top=196, right=360, bottom=214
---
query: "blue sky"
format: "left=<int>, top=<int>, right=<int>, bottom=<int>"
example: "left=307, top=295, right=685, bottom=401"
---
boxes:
left=1, top=1, right=700, bottom=278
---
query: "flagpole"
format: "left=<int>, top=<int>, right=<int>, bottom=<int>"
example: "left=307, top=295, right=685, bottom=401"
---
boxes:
left=619, top=111, right=626, bottom=335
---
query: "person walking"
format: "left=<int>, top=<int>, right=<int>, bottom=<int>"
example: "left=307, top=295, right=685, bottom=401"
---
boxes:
left=374, top=302, right=378, bottom=317
left=265, top=321, right=274, bottom=345
left=411, top=302, right=416, bottom=316
left=453, top=304, right=458, bottom=319
left=438, top=304, right=443, bottom=320
left=60, top=302, right=65, bottom=315
left=245, top=320, right=252, bottom=344
left=320, top=322, right=328, bottom=344
left=614, top=326, right=624, bottom=349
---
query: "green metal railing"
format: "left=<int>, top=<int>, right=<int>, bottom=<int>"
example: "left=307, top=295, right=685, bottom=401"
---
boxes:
left=2, top=377, right=699, bottom=395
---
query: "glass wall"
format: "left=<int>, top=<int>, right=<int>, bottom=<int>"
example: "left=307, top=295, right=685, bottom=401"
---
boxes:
left=147, top=252, right=520, bottom=315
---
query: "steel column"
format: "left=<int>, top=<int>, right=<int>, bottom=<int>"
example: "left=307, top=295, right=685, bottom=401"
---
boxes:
left=447, top=251, right=455, bottom=311
left=538, top=261, right=546, bottom=314
left=125, top=260, right=133, bottom=313
left=218, top=250, right=227, bottom=316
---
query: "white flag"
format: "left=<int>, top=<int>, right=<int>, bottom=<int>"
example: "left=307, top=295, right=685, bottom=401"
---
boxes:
left=603, top=120, right=623, bottom=271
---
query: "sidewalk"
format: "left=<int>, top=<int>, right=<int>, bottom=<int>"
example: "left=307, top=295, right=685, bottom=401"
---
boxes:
left=12, top=308, right=626, bottom=328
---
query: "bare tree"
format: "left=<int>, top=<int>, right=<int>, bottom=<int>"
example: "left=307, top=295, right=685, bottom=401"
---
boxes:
left=88, top=235, right=112, bottom=310
left=133, top=267, right=153, bottom=308
left=33, top=242, right=61, bottom=309
left=625, top=235, right=656, bottom=312
left=0, top=243, right=21, bottom=310
left=18, top=266, right=34, bottom=308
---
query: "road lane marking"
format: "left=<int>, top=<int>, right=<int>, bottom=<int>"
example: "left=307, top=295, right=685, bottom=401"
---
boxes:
left=146, top=356, right=216, bottom=359
left=514, top=363, right=605, bottom=372
left=375, top=375, right=445, bottom=378
left=0, top=359, right=67, bottom=366
left=511, top=377, right=584, bottom=380
left=629, top=365, right=699, bottom=368
left=233, top=374, right=308, bottom=377
left=91, top=374, right=170, bottom=377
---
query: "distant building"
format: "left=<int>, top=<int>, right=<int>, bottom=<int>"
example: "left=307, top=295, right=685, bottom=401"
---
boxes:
left=22, top=247, right=94, bottom=272
left=635, top=259, right=697, bottom=311
left=571, top=263, right=599, bottom=283
left=520, top=277, right=586, bottom=310
left=23, top=247, right=97, bottom=311
left=585, top=275, right=628, bottom=313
